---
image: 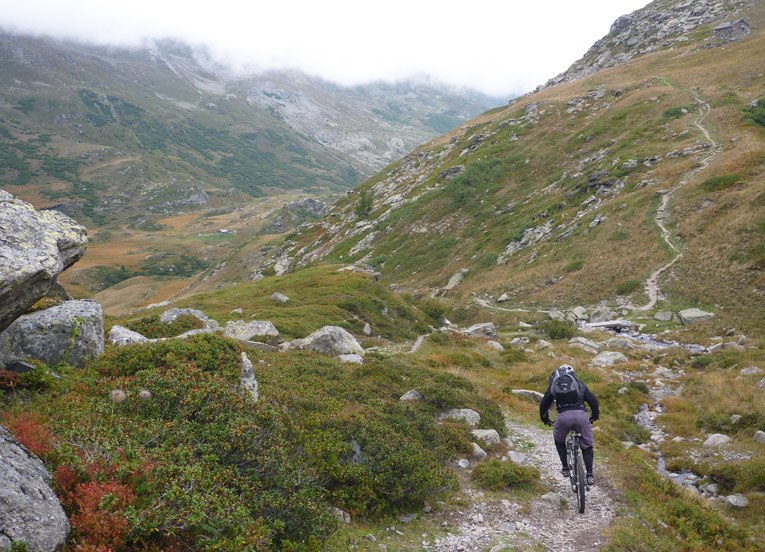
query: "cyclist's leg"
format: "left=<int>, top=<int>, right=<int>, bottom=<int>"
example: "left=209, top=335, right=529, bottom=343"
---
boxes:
left=572, top=411, right=596, bottom=477
left=553, top=412, right=575, bottom=469
left=554, top=440, right=568, bottom=468
left=581, top=446, right=594, bottom=474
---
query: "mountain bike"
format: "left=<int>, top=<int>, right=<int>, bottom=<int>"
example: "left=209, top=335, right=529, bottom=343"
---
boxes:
left=566, top=429, right=589, bottom=514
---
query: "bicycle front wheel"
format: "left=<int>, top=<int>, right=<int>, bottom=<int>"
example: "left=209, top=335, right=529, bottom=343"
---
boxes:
left=575, top=447, right=586, bottom=514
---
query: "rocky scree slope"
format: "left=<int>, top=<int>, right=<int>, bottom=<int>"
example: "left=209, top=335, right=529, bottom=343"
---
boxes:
left=270, top=0, right=765, bottom=330
left=0, top=32, right=497, bottom=224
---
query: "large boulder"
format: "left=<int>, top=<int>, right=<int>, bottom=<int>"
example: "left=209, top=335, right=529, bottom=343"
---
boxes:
left=159, top=308, right=208, bottom=325
left=289, top=326, right=364, bottom=356
left=108, top=325, right=149, bottom=347
left=223, top=320, right=280, bottom=341
left=0, top=190, right=88, bottom=333
left=0, top=300, right=103, bottom=368
left=678, top=308, right=715, bottom=325
left=461, top=322, right=498, bottom=339
left=0, top=425, right=70, bottom=551
left=589, top=306, right=612, bottom=324
left=592, top=351, right=629, bottom=366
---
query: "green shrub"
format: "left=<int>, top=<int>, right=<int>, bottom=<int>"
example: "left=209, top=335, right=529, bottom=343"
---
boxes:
left=709, top=458, right=765, bottom=493
left=539, top=319, right=576, bottom=340
left=121, top=314, right=205, bottom=339
left=564, top=259, right=584, bottom=272
left=662, top=106, right=691, bottom=119
left=743, top=98, right=765, bottom=127
left=500, top=348, right=528, bottom=364
left=700, top=174, right=740, bottom=192
left=472, top=459, right=539, bottom=490
left=690, top=356, right=714, bottom=369
left=616, top=279, right=642, bottom=295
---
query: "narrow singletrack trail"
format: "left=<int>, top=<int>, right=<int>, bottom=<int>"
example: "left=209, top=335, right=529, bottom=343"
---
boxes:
left=433, top=419, right=618, bottom=552
left=632, top=99, right=719, bottom=311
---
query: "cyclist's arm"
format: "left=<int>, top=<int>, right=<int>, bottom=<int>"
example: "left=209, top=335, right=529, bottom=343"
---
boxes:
left=539, top=389, right=554, bottom=424
left=584, top=387, right=599, bottom=421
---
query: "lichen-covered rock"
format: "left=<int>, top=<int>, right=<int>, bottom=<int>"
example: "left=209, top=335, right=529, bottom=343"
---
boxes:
left=678, top=308, right=715, bottom=325
left=399, top=389, right=424, bottom=401
left=0, top=191, right=88, bottom=332
left=0, top=425, right=70, bottom=551
left=223, top=320, right=280, bottom=341
left=592, top=351, right=629, bottom=366
left=0, top=300, right=103, bottom=368
left=439, top=408, right=481, bottom=426
left=108, top=325, right=148, bottom=347
left=239, top=352, right=258, bottom=401
left=703, top=433, right=731, bottom=448
left=288, top=326, right=364, bottom=356
left=511, top=389, right=544, bottom=404
left=470, top=429, right=501, bottom=446
left=461, top=322, right=498, bottom=339
left=270, top=292, right=290, bottom=303
left=589, top=306, right=612, bottom=324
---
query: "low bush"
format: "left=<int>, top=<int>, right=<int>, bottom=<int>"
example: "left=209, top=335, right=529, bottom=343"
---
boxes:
left=662, top=106, right=691, bottom=119
left=743, top=99, right=765, bottom=127
left=472, top=459, right=539, bottom=490
left=700, top=174, right=740, bottom=192
left=539, top=319, right=576, bottom=340
left=500, top=348, right=528, bottom=364
left=616, top=279, right=642, bottom=295
left=709, top=458, right=765, bottom=493
left=121, top=314, right=205, bottom=339
left=564, top=259, right=584, bottom=272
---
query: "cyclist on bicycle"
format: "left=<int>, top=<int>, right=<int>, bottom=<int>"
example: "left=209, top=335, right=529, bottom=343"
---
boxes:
left=540, top=364, right=599, bottom=485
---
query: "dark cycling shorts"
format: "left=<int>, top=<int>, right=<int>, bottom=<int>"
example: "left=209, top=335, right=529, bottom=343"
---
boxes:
left=553, top=409, right=593, bottom=449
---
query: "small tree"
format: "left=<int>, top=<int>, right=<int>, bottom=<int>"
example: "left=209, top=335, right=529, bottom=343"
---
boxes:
left=354, top=191, right=373, bottom=219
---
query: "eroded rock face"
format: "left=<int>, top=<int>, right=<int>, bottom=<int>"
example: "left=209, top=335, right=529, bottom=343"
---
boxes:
left=0, top=190, right=88, bottom=333
left=0, top=425, right=70, bottom=551
left=223, top=320, right=280, bottom=341
left=0, top=300, right=104, bottom=368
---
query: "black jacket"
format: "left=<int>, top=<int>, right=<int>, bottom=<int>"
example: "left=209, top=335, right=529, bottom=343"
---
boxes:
left=539, top=381, right=599, bottom=424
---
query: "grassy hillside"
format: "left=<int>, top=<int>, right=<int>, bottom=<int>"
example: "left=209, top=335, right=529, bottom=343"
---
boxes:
left=281, top=5, right=765, bottom=333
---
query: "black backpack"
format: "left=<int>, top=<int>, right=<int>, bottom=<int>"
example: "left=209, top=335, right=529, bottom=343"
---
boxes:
left=549, top=367, right=584, bottom=406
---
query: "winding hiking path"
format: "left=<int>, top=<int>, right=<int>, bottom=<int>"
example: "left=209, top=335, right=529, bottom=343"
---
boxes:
left=632, top=99, right=719, bottom=311
left=433, top=419, right=618, bottom=552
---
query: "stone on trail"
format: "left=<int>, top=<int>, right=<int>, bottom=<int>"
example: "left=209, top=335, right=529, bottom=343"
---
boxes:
left=0, top=425, right=70, bottom=552
left=541, top=492, right=563, bottom=509
left=0, top=300, right=104, bottom=368
left=0, top=190, right=88, bottom=333
left=678, top=308, right=715, bottom=325
left=703, top=434, right=731, bottom=448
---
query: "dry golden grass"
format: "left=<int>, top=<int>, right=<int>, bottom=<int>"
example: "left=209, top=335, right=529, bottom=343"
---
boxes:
left=92, top=276, right=190, bottom=316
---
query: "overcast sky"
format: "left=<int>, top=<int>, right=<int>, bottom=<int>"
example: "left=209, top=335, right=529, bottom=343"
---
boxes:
left=0, top=0, right=650, bottom=97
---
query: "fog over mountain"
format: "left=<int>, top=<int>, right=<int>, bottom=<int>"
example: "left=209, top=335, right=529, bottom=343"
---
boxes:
left=1, top=0, right=650, bottom=96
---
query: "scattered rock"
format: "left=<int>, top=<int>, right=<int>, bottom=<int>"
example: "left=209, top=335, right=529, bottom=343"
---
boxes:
left=601, top=337, right=635, bottom=350
left=0, top=190, right=88, bottom=333
left=511, top=389, right=544, bottom=404
left=0, top=300, right=104, bottom=369
left=239, top=352, right=258, bottom=401
left=332, top=507, right=351, bottom=524
left=461, top=322, right=498, bottom=339
left=363, top=323, right=372, bottom=336
left=589, top=306, right=612, bottom=324
left=399, top=389, right=424, bottom=401
left=753, top=430, right=765, bottom=445
left=727, top=494, right=749, bottom=508
left=703, top=434, right=731, bottom=448
left=497, top=293, right=509, bottom=303
left=541, top=492, right=563, bottom=509
left=568, top=336, right=601, bottom=354
left=535, top=339, right=553, bottom=349
left=549, top=310, right=565, bottom=321
left=508, top=451, right=526, bottom=464
left=487, top=340, right=505, bottom=352
left=457, top=459, right=471, bottom=469
left=0, top=425, right=70, bottom=551
left=472, top=442, right=487, bottom=459
left=592, top=351, right=628, bottom=366
left=338, top=354, right=364, bottom=364
left=108, top=325, right=149, bottom=347
left=654, top=311, right=673, bottom=322
left=270, top=292, right=290, bottom=303
left=288, top=326, right=364, bottom=356
left=223, top=320, right=280, bottom=341
left=160, top=308, right=208, bottom=325
left=444, top=270, right=466, bottom=291
left=678, top=308, right=715, bottom=325
left=740, top=366, right=762, bottom=376
left=471, top=429, right=501, bottom=446
left=439, top=408, right=481, bottom=426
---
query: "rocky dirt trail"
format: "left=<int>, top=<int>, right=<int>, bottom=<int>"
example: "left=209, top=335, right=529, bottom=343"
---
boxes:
left=432, top=419, right=618, bottom=552
left=632, top=98, right=719, bottom=312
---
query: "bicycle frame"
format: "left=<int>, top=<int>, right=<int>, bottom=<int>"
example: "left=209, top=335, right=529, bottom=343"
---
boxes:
left=566, top=429, right=587, bottom=514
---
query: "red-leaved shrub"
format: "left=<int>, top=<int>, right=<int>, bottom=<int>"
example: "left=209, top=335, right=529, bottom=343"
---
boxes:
left=3, top=412, right=56, bottom=457
left=68, top=480, right=136, bottom=550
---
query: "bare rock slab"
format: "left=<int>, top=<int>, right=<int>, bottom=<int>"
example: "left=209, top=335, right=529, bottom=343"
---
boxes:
left=592, top=351, right=628, bottom=366
left=223, top=320, right=280, bottom=341
left=0, top=300, right=103, bottom=368
left=439, top=408, right=481, bottom=426
left=703, top=433, right=731, bottom=448
left=0, top=425, right=70, bottom=551
left=679, top=308, right=715, bottom=325
left=288, top=325, right=364, bottom=356
left=108, top=325, right=149, bottom=347
left=0, top=191, right=88, bottom=333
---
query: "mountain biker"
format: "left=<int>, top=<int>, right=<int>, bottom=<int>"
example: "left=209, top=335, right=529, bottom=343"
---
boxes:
left=539, top=364, right=599, bottom=485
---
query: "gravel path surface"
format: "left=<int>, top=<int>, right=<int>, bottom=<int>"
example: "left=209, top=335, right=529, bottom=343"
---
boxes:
left=432, top=418, right=618, bottom=552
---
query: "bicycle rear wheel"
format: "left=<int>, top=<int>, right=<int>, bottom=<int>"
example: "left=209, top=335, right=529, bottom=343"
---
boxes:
left=575, top=446, right=586, bottom=514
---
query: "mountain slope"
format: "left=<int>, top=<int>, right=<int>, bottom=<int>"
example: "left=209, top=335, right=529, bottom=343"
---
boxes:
left=269, top=0, right=765, bottom=332
left=0, top=32, right=498, bottom=225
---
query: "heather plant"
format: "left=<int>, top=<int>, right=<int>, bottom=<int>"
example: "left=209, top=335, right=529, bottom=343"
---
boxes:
left=120, top=313, right=205, bottom=339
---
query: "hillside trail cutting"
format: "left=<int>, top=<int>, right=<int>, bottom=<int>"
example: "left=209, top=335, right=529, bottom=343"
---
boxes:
left=631, top=98, right=720, bottom=312
left=433, top=418, right=618, bottom=552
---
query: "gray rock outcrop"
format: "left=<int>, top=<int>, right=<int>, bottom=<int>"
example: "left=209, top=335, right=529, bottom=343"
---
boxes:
left=288, top=326, right=364, bottom=356
left=511, top=390, right=544, bottom=404
left=568, top=336, right=601, bottom=355
left=589, top=306, right=611, bottom=324
left=0, top=425, right=70, bottom=551
left=703, top=434, right=731, bottom=448
left=400, top=389, right=424, bottom=401
left=239, top=352, right=258, bottom=401
left=461, top=322, right=498, bottom=339
left=0, top=190, right=88, bottom=333
left=223, top=320, right=280, bottom=341
left=592, top=351, right=628, bottom=366
left=470, top=429, right=501, bottom=446
left=270, top=292, right=290, bottom=303
left=678, top=308, right=715, bottom=325
left=160, top=308, right=208, bottom=325
left=0, top=300, right=104, bottom=368
left=439, top=408, right=481, bottom=427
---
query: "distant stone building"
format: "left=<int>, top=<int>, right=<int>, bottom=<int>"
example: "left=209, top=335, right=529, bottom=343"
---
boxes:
left=714, top=19, right=751, bottom=41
